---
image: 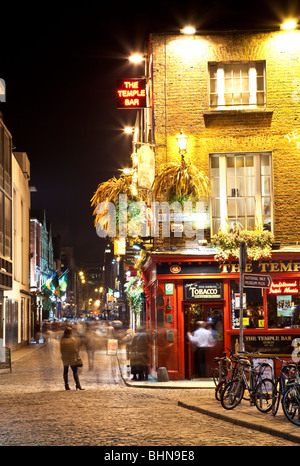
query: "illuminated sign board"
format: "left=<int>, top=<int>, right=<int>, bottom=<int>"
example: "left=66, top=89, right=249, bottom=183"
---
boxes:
left=184, top=280, right=223, bottom=300
left=269, top=280, right=299, bottom=295
left=116, top=79, right=147, bottom=108
left=114, top=237, right=126, bottom=255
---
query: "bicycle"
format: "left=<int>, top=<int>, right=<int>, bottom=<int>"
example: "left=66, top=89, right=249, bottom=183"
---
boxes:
left=221, top=357, right=275, bottom=412
left=212, top=353, right=229, bottom=386
left=213, top=348, right=250, bottom=401
left=282, top=380, right=300, bottom=426
left=272, top=358, right=299, bottom=416
left=213, top=354, right=230, bottom=400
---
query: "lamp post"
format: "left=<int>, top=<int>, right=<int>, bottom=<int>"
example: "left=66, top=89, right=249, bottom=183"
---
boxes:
left=176, top=130, right=189, bottom=160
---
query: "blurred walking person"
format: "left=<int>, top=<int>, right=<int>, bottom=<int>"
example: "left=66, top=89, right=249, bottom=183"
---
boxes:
left=84, top=323, right=99, bottom=371
left=60, top=327, right=84, bottom=390
left=187, top=321, right=215, bottom=378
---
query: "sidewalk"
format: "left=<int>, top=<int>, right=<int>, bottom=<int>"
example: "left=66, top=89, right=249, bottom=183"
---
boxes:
left=117, top=351, right=300, bottom=445
left=10, top=342, right=45, bottom=363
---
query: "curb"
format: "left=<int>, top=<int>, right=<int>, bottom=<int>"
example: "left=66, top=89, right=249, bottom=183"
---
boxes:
left=117, top=353, right=215, bottom=389
left=178, top=401, right=300, bottom=445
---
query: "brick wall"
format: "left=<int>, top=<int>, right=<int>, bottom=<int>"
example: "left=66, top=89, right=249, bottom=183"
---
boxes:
left=150, top=30, right=300, bottom=245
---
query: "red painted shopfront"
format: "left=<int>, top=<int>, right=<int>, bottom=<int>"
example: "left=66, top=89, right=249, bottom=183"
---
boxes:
left=142, top=251, right=300, bottom=381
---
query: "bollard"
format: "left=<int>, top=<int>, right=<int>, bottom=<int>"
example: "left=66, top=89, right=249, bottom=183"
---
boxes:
left=157, top=367, right=169, bottom=382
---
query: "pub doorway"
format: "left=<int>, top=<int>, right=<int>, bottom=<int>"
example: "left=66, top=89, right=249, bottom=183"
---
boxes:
left=184, top=303, right=224, bottom=379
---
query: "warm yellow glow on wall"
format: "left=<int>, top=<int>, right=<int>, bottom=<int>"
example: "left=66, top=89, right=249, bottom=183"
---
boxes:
left=269, top=30, right=300, bottom=52
left=168, top=36, right=209, bottom=61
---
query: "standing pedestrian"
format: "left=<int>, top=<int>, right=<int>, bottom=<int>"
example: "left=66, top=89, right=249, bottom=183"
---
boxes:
left=129, top=327, right=149, bottom=381
left=187, top=321, right=215, bottom=378
left=60, top=326, right=84, bottom=390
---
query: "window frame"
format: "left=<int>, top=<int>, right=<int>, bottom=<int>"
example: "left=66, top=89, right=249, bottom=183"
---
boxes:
left=210, top=152, right=273, bottom=235
left=208, top=61, right=267, bottom=109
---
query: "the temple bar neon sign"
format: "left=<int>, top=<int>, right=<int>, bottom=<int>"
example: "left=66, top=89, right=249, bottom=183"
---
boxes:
left=116, top=79, right=147, bottom=108
left=269, top=280, right=299, bottom=295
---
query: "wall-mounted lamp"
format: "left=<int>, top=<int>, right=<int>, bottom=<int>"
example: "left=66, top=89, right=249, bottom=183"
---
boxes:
left=176, top=130, right=189, bottom=158
left=124, top=126, right=134, bottom=134
left=129, top=53, right=144, bottom=63
left=181, top=26, right=196, bottom=35
left=281, top=19, right=297, bottom=30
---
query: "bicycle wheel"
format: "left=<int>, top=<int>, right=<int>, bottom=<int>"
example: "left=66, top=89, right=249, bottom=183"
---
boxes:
left=254, top=378, right=275, bottom=413
left=212, top=367, right=219, bottom=386
left=272, top=378, right=281, bottom=416
left=282, top=384, right=300, bottom=427
left=215, top=379, right=226, bottom=401
left=221, top=379, right=244, bottom=410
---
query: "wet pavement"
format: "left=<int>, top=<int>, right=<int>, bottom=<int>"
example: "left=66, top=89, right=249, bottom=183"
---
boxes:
left=0, top=340, right=298, bottom=448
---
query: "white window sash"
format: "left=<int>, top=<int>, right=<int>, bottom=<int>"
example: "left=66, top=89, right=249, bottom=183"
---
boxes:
left=249, top=63, right=257, bottom=106
left=212, top=62, right=263, bottom=108
left=217, top=66, right=225, bottom=107
left=215, top=153, right=272, bottom=234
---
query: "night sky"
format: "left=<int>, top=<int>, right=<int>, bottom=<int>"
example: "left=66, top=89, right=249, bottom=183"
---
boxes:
left=0, top=1, right=296, bottom=264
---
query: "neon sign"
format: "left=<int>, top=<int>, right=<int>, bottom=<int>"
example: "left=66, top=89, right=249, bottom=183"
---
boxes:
left=269, top=280, right=299, bottom=295
left=116, top=79, right=147, bottom=108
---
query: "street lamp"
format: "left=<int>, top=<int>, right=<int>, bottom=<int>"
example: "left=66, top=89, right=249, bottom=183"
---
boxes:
left=176, top=130, right=189, bottom=158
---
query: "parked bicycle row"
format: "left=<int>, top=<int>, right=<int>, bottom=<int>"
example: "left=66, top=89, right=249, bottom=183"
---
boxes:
left=212, top=348, right=300, bottom=427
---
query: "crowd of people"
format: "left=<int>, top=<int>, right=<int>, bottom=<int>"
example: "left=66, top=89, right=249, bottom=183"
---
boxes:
left=41, top=317, right=220, bottom=388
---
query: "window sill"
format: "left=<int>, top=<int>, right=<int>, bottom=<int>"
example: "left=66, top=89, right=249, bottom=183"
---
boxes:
left=203, top=107, right=273, bottom=116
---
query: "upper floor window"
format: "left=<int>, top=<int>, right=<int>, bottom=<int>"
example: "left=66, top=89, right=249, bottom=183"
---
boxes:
left=209, top=61, right=266, bottom=109
left=210, top=152, right=272, bottom=235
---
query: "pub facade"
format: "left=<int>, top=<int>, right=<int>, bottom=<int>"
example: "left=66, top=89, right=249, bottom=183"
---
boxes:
left=135, top=27, right=300, bottom=379
left=143, top=252, right=300, bottom=380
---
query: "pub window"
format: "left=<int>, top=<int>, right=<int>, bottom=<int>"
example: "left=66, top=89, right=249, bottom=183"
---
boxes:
left=209, top=61, right=266, bottom=109
left=267, top=280, right=300, bottom=329
left=230, top=280, right=264, bottom=329
left=210, top=152, right=272, bottom=235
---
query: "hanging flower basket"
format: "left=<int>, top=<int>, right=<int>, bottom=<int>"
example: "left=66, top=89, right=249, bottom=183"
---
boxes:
left=125, top=277, right=144, bottom=314
left=211, top=224, right=274, bottom=262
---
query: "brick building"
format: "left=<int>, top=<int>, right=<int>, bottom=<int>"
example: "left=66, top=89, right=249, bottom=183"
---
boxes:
left=139, top=27, right=300, bottom=380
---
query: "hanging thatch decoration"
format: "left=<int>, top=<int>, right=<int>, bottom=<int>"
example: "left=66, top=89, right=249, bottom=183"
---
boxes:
left=90, top=173, right=146, bottom=233
left=152, top=157, right=211, bottom=204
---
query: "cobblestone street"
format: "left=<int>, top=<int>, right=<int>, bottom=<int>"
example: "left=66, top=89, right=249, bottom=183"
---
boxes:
left=0, top=342, right=297, bottom=448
